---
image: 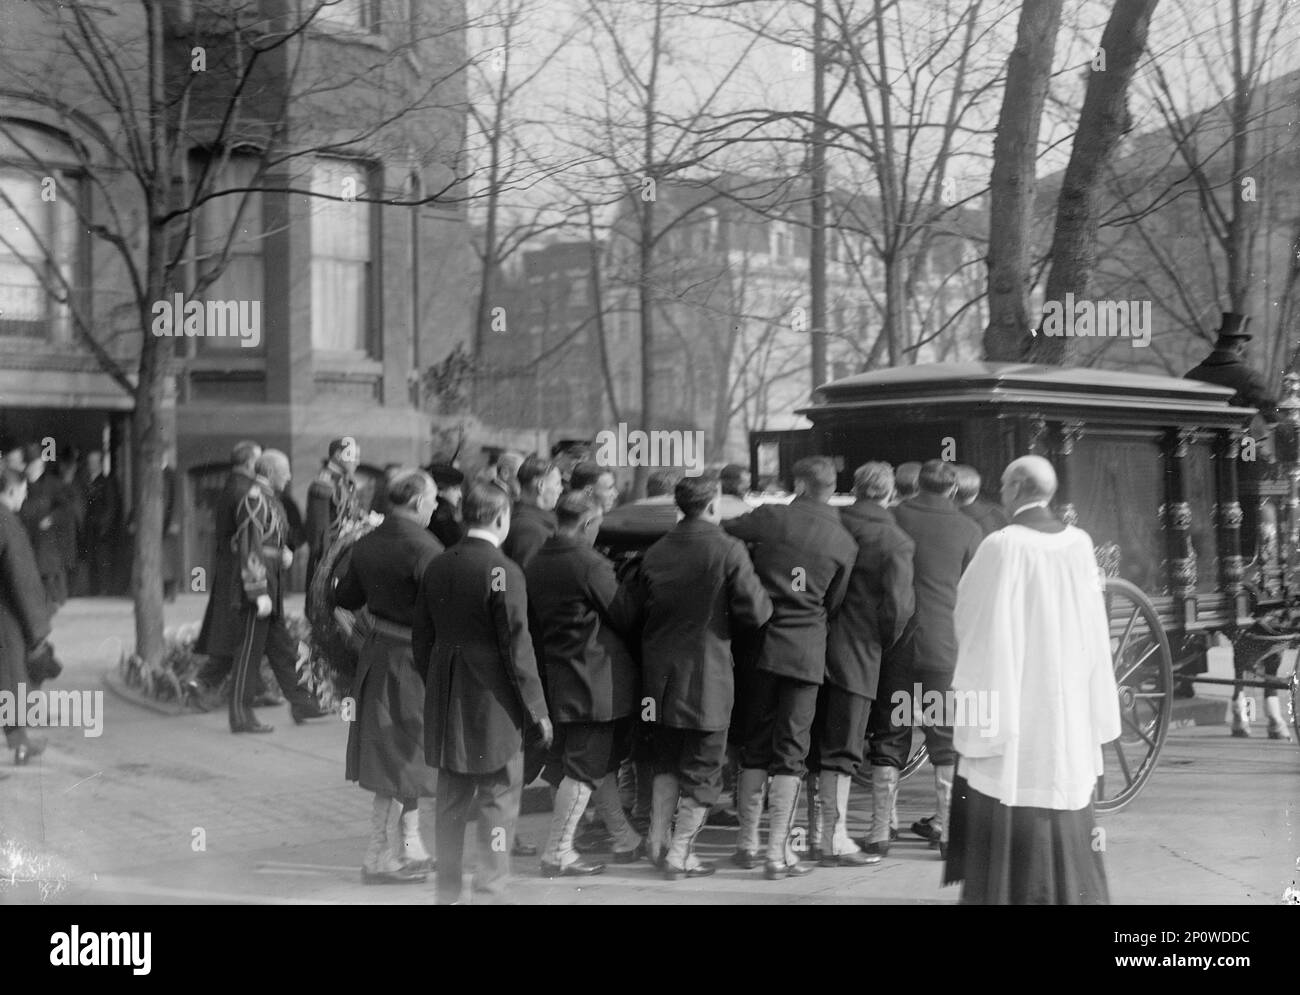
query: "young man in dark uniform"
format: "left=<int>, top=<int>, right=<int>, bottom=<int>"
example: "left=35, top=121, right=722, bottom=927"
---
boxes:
left=615, top=475, right=772, bottom=879
left=415, top=482, right=552, bottom=905
left=891, top=459, right=983, bottom=856
left=334, top=469, right=444, bottom=884
left=527, top=491, right=643, bottom=876
left=825, top=462, right=915, bottom=860
left=724, top=455, right=855, bottom=879
left=227, top=450, right=326, bottom=733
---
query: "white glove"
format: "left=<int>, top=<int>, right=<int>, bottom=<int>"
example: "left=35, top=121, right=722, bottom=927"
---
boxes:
left=256, top=595, right=272, bottom=618
left=281, top=548, right=294, bottom=569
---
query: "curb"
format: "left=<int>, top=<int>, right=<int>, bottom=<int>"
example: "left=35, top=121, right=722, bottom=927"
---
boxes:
left=101, top=669, right=195, bottom=718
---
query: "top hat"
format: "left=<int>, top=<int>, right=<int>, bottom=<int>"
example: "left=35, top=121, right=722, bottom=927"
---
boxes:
left=1215, top=312, right=1252, bottom=341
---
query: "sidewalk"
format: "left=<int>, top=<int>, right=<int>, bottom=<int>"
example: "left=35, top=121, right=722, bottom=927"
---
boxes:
left=0, top=595, right=1293, bottom=905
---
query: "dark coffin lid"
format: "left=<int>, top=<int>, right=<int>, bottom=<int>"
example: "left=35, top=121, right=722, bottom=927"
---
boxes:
left=803, top=362, right=1256, bottom=421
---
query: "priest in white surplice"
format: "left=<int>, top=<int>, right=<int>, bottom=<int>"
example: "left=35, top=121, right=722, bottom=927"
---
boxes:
left=943, top=455, right=1121, bottom=904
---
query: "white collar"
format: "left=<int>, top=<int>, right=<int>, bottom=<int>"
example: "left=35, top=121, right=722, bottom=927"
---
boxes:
left=1012, top=499, right=1050, bottom=517
left=466, top=527, right=502, bottom=548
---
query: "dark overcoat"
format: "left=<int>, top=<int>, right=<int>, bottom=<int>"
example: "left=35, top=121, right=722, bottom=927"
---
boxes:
left=893, top=491, right=983, bottom=674
left=0, top=506, right=50, bottom=698
left=611, top=518, right=771, bottom=732
left=195, top=468, right=255, bottom=658
left=524, top=534, right=638, bottom=723
left=335, top=515, right=443, bottom=797
left=502, top=503, right=556, bottom=571
left=1185, top=348, right=1277, bottom=419
left=414, top=536, right=549, bottom=775
left=827, top=500, right=915, bottom=700
left=723, top=497, right=855, bottom=684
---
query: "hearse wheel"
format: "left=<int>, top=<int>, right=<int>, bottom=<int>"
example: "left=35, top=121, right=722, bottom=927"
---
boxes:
left=1095, top=577, right=1174, bottom=814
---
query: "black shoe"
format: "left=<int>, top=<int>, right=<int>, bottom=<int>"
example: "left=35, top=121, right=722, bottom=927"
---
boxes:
left=539, top=858, right=606, bottom=878
left=362, top=865, right=427, bottom=885
left=231, top=719, right=274, bottom=734
left=290, top=702, right=329, bottom=725
left=705, top=808, right=740, bottom=827
left=664, top=861, right=716, bottom=880
left=764, top=860, right=813, bottom=880
left=612, top=840, right=647, bottom=864
left=731, top=849, right=761, bottom=869
left=911, top=817, right=940, bottom=842
left=512, top=836, right=538, bottom=858
left=13, top=737, right=46, bottom=766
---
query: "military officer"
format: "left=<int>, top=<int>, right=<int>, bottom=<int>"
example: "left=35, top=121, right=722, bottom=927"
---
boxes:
left=414, top=481, right=552, bottom=904
left=724, top=456, right=855, bottom=879
left=612, top=474, right=772, bottom=879
left=227, top=450, right=326, bottom=733
left=194, top=440, right=263, bottom=699
left=305, top=436, right=364, bottom=605
left=333, top=469, right=444, bottom=884
left=527, top=490, right=643, bottom=876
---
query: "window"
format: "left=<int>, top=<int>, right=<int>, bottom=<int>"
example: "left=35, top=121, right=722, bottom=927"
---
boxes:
left=310, top=158, right=372, bottom=353
left=314, top=0, right=378, bottom=32
left=194, top=154, right=264, bottom=352
left=0, top=166, right=79, bottom=342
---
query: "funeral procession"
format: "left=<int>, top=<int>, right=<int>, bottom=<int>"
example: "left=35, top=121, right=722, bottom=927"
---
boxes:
left=1, top=0, right=1297, bottom=929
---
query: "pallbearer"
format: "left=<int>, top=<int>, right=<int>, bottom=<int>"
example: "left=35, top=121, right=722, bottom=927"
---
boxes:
left=613, top=475, right=771, bottom=879
left=817, top=462, right=914, bottom=865
left=527, top=491, right=643, bottom=876
left=334, top=469, right=443, bottom=884
left=725, top=456, right=854, bottom=879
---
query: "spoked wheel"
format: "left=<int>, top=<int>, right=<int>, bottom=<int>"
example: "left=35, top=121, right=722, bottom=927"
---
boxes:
left=1095, top=577, right=1174, bottom=814
left=851, top=728, right=929, bottom=789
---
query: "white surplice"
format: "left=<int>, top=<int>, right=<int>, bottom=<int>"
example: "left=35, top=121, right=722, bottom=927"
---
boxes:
left=950, top=524, right=1122, bottom=810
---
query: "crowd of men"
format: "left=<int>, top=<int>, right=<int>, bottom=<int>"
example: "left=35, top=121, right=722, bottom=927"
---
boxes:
left=182, top=432, right=1119, bottom=904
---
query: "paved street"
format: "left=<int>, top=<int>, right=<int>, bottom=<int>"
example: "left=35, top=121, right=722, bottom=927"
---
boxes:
left=0, top=596, right=1296, bottom=905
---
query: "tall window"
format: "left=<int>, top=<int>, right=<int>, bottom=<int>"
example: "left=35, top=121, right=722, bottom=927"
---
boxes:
left=0, top=166, right=78, bottom=341
left=194, top=154, right=264, bottom=352
left=311, top=158, right=372, bottom=353
left=314, top=0, right=379, bottom=31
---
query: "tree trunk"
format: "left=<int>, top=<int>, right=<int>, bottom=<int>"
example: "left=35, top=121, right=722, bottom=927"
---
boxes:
left=983, top=0, right=1064, bottom=362
left=1029, top=0, right=1160, bottom=364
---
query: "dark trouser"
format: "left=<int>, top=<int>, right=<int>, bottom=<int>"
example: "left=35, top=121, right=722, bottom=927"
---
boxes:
left=197, top=654, right=266, bottom=697
left=435, top=752, right=524, bottom=904
left=90, top=540, right=116, bottom=595
left=872, top=663, right=956, bottom=768
left=548, top=717, right=634, bottom=790
left=867, top=626, right=916, bottom=769
left=228, top=609, right=314, bottom=728
left=739, top=668, right=820, bottom=777
left=651, top=726, right=728, bottom=806
left=808, top=683, right=872, bottom=776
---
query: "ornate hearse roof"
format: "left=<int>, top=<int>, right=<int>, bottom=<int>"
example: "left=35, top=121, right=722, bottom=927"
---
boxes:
left=804, top=361, right=1255, bottom=419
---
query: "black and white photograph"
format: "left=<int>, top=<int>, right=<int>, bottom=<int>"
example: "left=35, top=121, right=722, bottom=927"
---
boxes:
left=0, top=0, right=1296, bottom=940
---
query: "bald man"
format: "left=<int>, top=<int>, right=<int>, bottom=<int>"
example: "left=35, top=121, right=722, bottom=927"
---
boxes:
left=227, top=449, right=327, bottom=733
left=944, top=455, right=1120, bottom=903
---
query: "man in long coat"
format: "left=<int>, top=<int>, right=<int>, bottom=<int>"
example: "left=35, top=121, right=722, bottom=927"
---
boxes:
left=305, top=436, right=363, bottom=608
left=892, top=459, right=983, bottom=857
left=0, top=467, right=52, bottom=764
left=414, top=481, right=551, bottom=904
left=614, top=475, right=772, bottom=879
left=724, top=456, right=854, bottom=879
left=334, top=469, right=443, bottom=885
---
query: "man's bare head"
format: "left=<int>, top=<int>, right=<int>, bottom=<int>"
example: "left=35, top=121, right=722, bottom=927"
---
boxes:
left=1000, top=455, right=1057, bottom=512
